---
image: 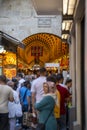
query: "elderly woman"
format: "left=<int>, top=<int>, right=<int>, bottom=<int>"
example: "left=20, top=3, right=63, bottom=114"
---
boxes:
left=7, top=80, right=20, bottom=130
left=34, top=82, right=57, bottom=130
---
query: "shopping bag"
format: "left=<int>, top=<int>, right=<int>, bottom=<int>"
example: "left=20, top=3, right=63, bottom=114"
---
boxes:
left=23, top=112, right=33, bottom=127
left=15, top=103, right=22, bottom=117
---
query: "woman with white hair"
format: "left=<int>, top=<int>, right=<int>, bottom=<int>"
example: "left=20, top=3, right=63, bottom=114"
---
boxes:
left=7, top=80, right=21, bottom=130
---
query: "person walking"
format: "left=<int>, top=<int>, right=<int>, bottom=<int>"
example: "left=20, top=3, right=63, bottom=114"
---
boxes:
left=16, top=73, right=25, bottom=95
left=7, top=80, right=20, bottom=130
left=0, top=75, right=14, bottom=130
left=31, top=67, right=46, bottom=113
left=56, top=74, right=70, bottom=130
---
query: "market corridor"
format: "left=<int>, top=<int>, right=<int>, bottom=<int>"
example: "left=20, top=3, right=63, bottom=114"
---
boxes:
left=0, top=0, right=86, bottom=130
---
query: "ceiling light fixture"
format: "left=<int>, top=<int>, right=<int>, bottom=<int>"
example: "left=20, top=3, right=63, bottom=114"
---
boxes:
left=63, top=0, right=69, bottom=15
left=68, top=0, right=76, bottom=15
left=62, top=0, right=76, bottom=41
left=63, top=0, right=76, bottom=15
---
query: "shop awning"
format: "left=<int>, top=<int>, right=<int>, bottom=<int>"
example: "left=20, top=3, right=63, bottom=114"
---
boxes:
left=0, top=31, right=25, bottom=53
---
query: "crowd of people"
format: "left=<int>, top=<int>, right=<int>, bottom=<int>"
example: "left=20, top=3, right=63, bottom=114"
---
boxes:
left=0, top=67, right=72, bottom=130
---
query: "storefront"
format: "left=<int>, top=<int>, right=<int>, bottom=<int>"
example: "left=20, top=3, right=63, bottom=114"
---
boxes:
left=0, top=31, right=24, bottom=79
left=3, top=52, right=17, bottom=79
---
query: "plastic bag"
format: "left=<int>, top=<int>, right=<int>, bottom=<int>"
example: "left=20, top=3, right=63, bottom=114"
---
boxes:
left=15, top=103, right=22, bottom=117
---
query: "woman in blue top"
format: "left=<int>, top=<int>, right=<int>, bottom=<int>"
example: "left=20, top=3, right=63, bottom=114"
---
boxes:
left=20, top=80, right=31, bottom=112
left=34, top=82, right=57, bottom=130
left=19, top=80, right=31, bottom=129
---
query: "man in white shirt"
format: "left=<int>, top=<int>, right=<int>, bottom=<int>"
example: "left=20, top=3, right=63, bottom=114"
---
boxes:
left=31, top=67, right=46, bottom=113
left=16, top=73, right=25, bottom=95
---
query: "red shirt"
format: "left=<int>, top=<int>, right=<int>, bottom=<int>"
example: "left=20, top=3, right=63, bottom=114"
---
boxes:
left=56, top=84, right=70, bottom=115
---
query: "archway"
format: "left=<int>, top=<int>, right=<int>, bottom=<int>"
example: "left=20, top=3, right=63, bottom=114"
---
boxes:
left=18, top=33, right=69, bottom=68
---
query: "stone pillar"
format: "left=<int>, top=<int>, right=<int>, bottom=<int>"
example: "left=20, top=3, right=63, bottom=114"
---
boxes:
left=75, top=22, right=81, bottom=126
left=69, top=35, right=76, bottom=107
left=69, top=34, right=77, bottom=130
left=85, top=0, right=87, bottom=129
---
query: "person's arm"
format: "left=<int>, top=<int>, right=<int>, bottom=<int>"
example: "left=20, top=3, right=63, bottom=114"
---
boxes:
left=8, top=97, right=14, bottom=102
left=34, top=96, right=50, bottom=111
left=27, top=90, right=31, bottom=111
left=27, top=96, right=31, bottom=110
left=32, top=92, right=36, bottom=113
left=65, top=89, right=71, bottom=103
left=31, top=81, right=36, bottom=113
left=8, top=89, right=14, bottom=102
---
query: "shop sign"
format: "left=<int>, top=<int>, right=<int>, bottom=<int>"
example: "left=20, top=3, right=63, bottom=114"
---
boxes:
left=45, top=63, right=60, bottom=68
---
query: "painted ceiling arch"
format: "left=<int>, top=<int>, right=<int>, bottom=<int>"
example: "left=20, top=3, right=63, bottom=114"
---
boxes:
left=18, top=33, right=68, bottom=67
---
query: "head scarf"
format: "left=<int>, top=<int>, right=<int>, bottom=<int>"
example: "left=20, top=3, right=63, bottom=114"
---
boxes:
left=43, top=81, right=59, bottom=106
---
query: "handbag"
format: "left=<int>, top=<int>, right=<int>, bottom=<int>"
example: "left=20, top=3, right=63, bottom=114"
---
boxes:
left=35, top=109, right=53, bottom=130
left=23, top=112, right=33, bottom=127
left=32, top=116, right=38, bottom=124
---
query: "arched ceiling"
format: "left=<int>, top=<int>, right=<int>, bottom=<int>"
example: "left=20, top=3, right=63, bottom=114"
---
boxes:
left=18, top=33, right=69, bottom=67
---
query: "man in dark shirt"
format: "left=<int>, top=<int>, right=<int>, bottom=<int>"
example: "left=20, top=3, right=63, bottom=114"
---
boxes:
left=56, top=73, right=70, bottom=130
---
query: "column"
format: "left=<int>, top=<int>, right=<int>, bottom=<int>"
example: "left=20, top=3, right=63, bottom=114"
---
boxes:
left=85, top=0, right=87, bottom=129
left=69, top=35, right=76, bottom=107
left=75, top=22, right=81, bottom=125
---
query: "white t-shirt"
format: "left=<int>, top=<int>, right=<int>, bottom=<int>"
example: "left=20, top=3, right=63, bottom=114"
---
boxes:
left=0, top=85, right=13, bottom=113
left=31, top=76, right=46, bottom=103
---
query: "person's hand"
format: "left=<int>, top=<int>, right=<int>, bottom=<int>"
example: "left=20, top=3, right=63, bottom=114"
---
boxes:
left=32, top=107, right=36, bottom=114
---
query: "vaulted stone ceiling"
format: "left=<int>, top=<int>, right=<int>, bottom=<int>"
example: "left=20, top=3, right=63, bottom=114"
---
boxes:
left=18, top=33, right=69, bottom=67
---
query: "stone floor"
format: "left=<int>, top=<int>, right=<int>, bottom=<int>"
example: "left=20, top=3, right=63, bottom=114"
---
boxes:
left=16, top=126, right=34, bottom=130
